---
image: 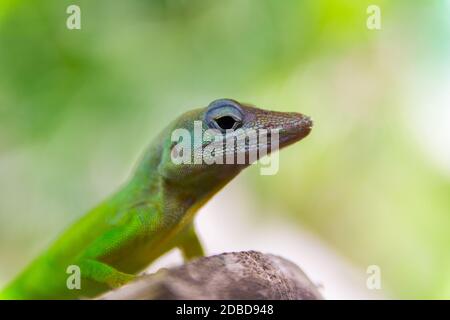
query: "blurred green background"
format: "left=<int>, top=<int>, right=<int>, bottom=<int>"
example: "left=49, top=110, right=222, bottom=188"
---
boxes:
left=1, top=0, right=449, bottom=299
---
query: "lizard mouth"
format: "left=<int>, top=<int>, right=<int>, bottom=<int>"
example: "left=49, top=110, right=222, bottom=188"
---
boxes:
left=197, top=116, right=312, bottom=163
left=194, top=110, right=313, bottom=164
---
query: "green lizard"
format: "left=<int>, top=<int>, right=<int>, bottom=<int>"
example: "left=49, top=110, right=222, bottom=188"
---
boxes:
left=0, top=98, right=312, bottom=299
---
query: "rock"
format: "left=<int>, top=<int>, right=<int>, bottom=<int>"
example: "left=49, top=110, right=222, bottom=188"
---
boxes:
left=100, top=251, right=323, bottom=300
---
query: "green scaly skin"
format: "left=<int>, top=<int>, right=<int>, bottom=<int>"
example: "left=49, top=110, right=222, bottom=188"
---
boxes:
left=0, top=99, right=312, bottom=299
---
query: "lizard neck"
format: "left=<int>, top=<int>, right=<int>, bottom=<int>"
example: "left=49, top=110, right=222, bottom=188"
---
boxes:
left=127, top=134, right=243, bottom=227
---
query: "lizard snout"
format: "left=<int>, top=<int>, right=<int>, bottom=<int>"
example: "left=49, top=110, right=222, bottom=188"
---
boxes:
left=277, top=112, right=313, bottom=147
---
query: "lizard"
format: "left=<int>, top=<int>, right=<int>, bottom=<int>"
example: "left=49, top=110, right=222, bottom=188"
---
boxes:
left=0, top=98, right=312, bottom=299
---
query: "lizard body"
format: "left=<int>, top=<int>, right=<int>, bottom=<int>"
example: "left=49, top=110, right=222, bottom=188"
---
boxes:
left=0, top=99, right=312, bottom=299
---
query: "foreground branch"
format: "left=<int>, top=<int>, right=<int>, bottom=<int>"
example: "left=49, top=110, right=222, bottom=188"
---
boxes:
left=100, top=251, right=323, bottom=300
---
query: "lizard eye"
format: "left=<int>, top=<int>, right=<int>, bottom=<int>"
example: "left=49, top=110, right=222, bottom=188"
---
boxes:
left=205, top=99, right=244, bottom=133
left=213, top=115, right=241, bottom=131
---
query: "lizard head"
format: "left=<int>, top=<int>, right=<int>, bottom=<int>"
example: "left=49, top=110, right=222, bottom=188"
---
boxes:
left=157, top=98, right=312, bottom=195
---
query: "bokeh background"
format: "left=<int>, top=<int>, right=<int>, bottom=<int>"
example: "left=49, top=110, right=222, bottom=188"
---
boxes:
left=1, top=0, right=449, bottom=299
